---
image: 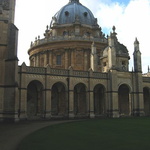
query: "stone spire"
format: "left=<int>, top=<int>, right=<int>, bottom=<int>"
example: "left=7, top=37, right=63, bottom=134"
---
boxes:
left=69, top=0, right=80, bottom=3
left=107, top=26, right=117, bottom=70
left=133, top=38, right=142, bottom=72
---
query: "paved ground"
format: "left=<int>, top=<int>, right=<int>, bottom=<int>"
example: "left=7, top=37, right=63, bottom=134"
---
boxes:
left=0, top=120, right=74, bottom=150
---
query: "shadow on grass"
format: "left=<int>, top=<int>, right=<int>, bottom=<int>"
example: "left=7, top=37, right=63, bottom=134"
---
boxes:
left=17, top=117, right=150, bottom=150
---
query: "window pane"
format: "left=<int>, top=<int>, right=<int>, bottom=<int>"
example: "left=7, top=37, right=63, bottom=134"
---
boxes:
left=56, top=55, right=61, bottom=65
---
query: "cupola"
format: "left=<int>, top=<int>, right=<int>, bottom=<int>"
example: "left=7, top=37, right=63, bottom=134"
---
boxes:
left=50, top=0, right=98, bottom=27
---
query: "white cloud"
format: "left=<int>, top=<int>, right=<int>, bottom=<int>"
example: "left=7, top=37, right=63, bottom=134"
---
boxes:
left=15, top=0, right=67, bottom=65
left=95, top=0, right=150, bottom=72
left=15, top=0, right=150, bottom=73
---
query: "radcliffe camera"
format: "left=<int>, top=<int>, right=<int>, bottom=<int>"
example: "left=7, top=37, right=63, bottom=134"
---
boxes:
left=0, top=0, right=150, bottom=122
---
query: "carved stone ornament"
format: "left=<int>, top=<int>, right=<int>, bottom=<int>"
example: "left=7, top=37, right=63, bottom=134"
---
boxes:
left=0, top=0, right=10, bottom=10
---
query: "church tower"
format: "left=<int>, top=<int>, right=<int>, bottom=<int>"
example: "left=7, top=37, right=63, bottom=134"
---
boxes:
left=0, top=0, right=19, bottom=122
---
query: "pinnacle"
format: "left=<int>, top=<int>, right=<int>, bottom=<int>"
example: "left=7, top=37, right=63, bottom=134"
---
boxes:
left=134, top=37, right=139, bottom=44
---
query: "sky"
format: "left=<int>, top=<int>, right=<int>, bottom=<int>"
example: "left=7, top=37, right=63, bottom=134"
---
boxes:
left=15, top=0, right=150, bottom=73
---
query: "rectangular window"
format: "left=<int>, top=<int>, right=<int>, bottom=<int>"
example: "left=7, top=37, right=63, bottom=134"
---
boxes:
left=56, top=55, right=61, bottom=65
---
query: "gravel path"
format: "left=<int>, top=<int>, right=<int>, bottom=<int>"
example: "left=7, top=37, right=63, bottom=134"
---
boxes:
left=0, top=120, right=73, bottom=150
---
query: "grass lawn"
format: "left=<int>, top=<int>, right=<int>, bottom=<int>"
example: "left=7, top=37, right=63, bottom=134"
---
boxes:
left=17, top=117, right=150, bottom=150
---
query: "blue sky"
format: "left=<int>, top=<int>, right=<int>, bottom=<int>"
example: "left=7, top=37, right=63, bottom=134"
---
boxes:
left=115, top=0, right=130, bottom=5
left=15, top=0, right=150, bottom=73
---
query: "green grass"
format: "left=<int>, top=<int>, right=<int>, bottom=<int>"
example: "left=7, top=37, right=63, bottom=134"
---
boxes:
left=17, top=118, right=150, bottom=150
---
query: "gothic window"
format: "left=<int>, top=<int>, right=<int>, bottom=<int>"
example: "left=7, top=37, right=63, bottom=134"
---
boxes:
left=56, top=55, right=61, bottom=65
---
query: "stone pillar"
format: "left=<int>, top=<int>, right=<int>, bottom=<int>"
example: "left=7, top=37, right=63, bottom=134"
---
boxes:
left=69, top=90, right=74, bottom=119
left=108, top=70, right=119, bottom=118
left=45, top=65, right=52, bottom=118
left=19, top=63, right=27, bottom=120
left=71, top=50, right=75, bottom=68
left=111, top=92, right=119, bottom=118
left=68, top=67, right=75, bottom=119
left=132, top=72, right=144, bottom=116
left=44, top=52, right=47, bottom=67
left=45, top=89, right=51, bottom=118
left=129, top=93, right=132, bottom=116
left=90, top=42, right=97, bottom=71
left=84, top=50, right=88, bottom=71
left=89, top=69, right=95, bottom=118
left=86, top=89, right=90, bottom=117
left=19, top=88, right=27, bottom=120
left=35, top=54, right=39, bottom=67
left=49, top=51, right=53, bottom=67
left=89, top=91, right=95, bottom=118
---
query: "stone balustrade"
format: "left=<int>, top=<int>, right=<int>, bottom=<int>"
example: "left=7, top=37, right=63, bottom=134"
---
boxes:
left=26, top=66, right=46, bottom=74
left=143, top=77, right=150, bottom=83
left=30, top=36, right=107, bottom=49
left=19, top=65, right=108, bottom=79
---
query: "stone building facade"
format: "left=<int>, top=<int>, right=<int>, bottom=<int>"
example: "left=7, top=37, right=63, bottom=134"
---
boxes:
left=0, top=0, right=150, bottom=122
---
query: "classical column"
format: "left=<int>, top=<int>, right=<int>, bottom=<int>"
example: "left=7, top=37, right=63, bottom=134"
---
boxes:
left=65, top=49, right=69, bottom=69
left=90, top=42, right=97, bottom=71
left=71, top=49, right=75, bottom=68
left=44, top=52, right=47, bottom=67
left=84, top=50, right=88, bottom=71
left=35, top=54, right=40, bottom=67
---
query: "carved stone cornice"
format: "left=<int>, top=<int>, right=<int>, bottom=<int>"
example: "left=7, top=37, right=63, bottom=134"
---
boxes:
left=0, top=0, right=10, bottom=10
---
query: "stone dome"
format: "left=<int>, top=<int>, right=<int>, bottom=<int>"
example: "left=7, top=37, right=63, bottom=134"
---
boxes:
left=50, top=0, right=97, bottom=27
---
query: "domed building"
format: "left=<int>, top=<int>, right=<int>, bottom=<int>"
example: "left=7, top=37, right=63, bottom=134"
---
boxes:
left=0, top=0, right=150, bottom=121
left=29, top=0, right=107, bottom=72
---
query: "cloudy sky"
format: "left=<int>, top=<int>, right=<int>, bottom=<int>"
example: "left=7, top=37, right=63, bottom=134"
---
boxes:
left=15, top=0, right=150, bottom=73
